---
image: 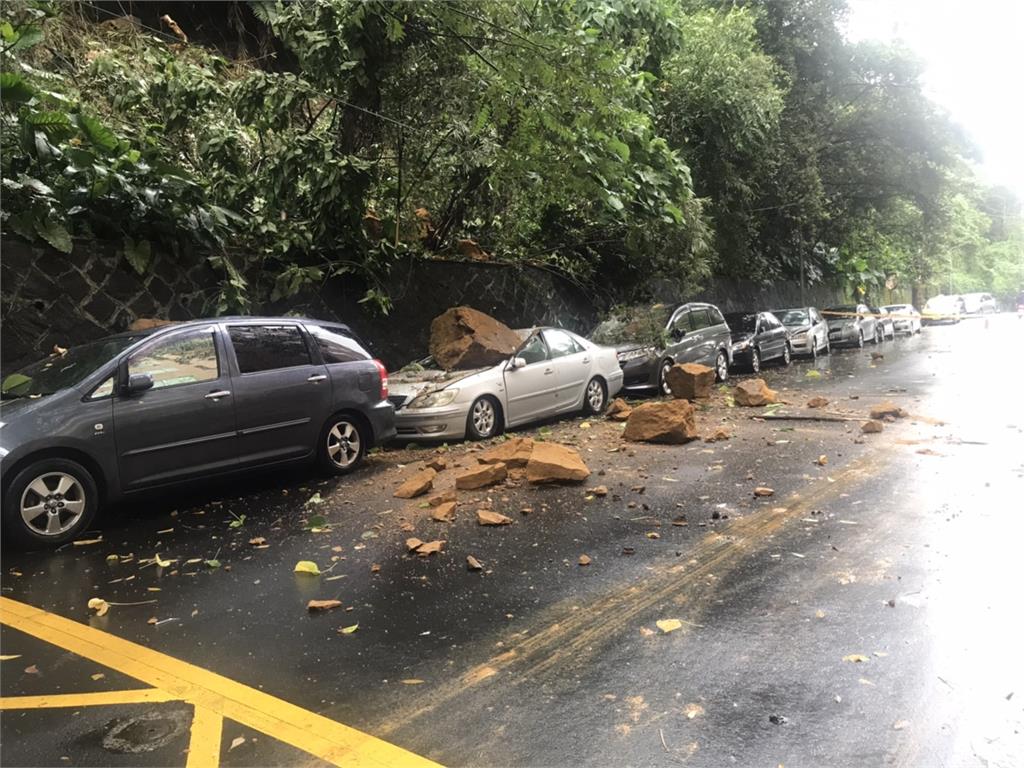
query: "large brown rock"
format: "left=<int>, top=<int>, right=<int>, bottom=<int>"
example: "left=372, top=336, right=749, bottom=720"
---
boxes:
left=733, top=379, right=778, bottom=407
left=429, top=307, right=522, bottom=370
left=622, top=400, right=699, bottom=444
left=455, top=462, right=508, bottom=490
left=526, top=443, right=591, bottom=484
left=128, top=318, right=179, bottom=332
left=664, top=363, right=715, bottom=400
left=394, top=468, right=436, bottom=499
left=479, top=437, right=535, bottom=468
left=606, top=398, right=633, bottom=422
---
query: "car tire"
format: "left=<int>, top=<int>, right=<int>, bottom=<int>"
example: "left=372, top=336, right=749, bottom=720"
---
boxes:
left=582, top=377, right=607, bottom=415
left=466, top=396, right=502, bottom=440
left=856, top=330, right=864, bottom=348
left=658, top=359, right=675, bottom=396
left=2, top=458, right=99, bottom=549
left=750, top=348, right=761, bottom=374
left=781, top=343, right=791, bottom=366
left=318, top=413, right=369, bottom=475
left=714, top=351, right=729, bottom=383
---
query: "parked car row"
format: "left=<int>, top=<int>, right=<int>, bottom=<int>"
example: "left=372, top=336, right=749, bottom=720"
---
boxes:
left=0, top=294, right=945, bottom=547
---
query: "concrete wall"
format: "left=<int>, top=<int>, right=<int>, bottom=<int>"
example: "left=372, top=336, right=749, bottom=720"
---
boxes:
left=1, top=236, right=848, bottom=373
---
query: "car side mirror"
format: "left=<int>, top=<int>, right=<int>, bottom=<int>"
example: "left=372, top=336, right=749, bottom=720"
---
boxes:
left=670, top=328, right=685, bottom=341
left=126, top=372, right=154, bottom=395
left=510, top=357, right=527, bottom=370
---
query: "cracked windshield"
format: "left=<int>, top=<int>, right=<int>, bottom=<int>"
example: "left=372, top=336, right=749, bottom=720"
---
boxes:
left=1, top=1, right=1022, bottom=767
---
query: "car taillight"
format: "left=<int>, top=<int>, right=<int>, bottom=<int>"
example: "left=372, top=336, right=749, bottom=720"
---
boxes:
left=373, top=359, right=388, bottom=401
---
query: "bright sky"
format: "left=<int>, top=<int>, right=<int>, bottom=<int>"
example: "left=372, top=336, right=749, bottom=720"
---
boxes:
left=845, top=0, right=1024, bottom=200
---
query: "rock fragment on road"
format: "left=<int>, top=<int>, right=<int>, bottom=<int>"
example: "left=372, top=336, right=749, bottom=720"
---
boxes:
left=622, top=400, right=699, bottom=444
left=526, top=443, right=591, bottom=483
left=861, top=420, right=885, bottom=434
left=665, top=363, right=715, bottom=400
left=733, top=379, right=778, bottom=406
left=394, top=468, right=436, bottom=499
left=479, top=437, right=534, bottom=468
left=456, top=462, right=508, bottom=490
left=606, top=398, right=633, bottom=421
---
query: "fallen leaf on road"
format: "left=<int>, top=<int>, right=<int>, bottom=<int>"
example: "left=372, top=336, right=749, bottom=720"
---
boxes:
left=0, top=655, right=22, bottom=661
left=806, top=370, right=822, bottom=379
left=646, top=532, right=660, bottom=539
left=155, top=553, right=173, bottom=568
left=815, top=610, right=826, bottom=619
left=753, top=487, right=774, bottom=497
left=307, top=600, right=342, bottom=611
left=73, top=537, right=103, bottom=546
left=229, top=736, right=245, bottom=751
left=639, top=627, right=655, bottom=637
left=843, top=654, right=870, bottom=663
left=204, top=559, right=221, bottom=569
left=294, top=561, right=321, bottom=576
left=816, top=455, right=828, bottom=466
left=683, top=703, right=704, bottom=719
left=339, top=624, right=359, bottom=634
left=248, top=537, right=266, bottom=546
left=401, top=679, right=426, bottom=685
left=467, top=555, right=483, bottom=571
left=656, top=619, right=682, bottom=634
left=147, top=617, right=158, bottom=625
left=87, top=598, right=110, bottom=616
left=307, top=492, right=325, bottom=506
left=370, top=563, right=381, bottom=573
left=578, top=554, right=591, bottom=566
left=477, top=510, right=512, bottom=526
left=91, top=673, right=105, bottom=681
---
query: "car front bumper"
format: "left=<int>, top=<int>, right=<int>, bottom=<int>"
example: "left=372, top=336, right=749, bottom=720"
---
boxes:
left=788, top=333, right=815, bottom=354
left=393, top=403, right=470, bottom=441
left=827, top=324, right=861, bottom=345
left=618, top=356, right=659, bottom=391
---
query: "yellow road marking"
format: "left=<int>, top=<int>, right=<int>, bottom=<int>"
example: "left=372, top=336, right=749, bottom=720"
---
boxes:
left=0, top=597, right=441, bottom=768
left=186, top=704, right=224, bottom=768
left=0, top=688, right=175, bottom=709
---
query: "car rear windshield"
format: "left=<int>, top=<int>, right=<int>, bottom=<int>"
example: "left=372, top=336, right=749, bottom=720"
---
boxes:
left=778, top=309, right=809, bottom=326
left=1, top=335, right=142, bottom=398
left=592, top=304, right=673, bottom=345
left=723, top=313, right=757, bottom=332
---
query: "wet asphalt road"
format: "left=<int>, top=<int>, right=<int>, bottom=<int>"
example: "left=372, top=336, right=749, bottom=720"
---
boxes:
left=3, top=315, right=1023, bottom=767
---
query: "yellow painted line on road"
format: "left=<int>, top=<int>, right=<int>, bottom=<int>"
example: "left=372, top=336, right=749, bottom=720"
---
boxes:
left=0, top=597, right=442, bottom=768
left=0, top=688, right=176, bottom=709
left=186, top=704, right=224, bottom=768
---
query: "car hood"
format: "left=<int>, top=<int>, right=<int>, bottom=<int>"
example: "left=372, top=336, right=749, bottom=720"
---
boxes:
left=613, top=342, right=659, bottom=355
left=730, top=331, right=754, bottom=343
left=389, top=364, right=495, bottom=400
left=0, top=393, right=58, bottom=423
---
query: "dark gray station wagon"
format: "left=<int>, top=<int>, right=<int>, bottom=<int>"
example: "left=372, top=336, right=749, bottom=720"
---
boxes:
left=0, top=318, right=395, bottom=548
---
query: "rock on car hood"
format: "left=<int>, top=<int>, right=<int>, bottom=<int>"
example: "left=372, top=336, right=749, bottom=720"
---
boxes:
left=389, top=363, right=493, bottom=400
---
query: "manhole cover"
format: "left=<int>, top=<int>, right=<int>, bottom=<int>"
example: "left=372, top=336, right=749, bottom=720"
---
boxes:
left=102, top=709, right=190, bottom=753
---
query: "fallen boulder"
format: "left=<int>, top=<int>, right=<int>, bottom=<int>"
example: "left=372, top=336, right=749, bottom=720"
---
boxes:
left=429, top=306, right=522, bottom=370
left=128, top=318, right=179, bottom=332
left=526, top=443, right=591, bottom=484
left=733, top=379, right=778, bottom=407
left=479, top=437, right=535, bottom=468
left=606, top=398, right=633, bottom=422
left=455, top=462, right=508, bottom=490
left=869, top=401, right=907, bottom=420
left=394, top=468, right=436, bottom=499
left=664, top=363, right=715, bottom=400
left=622, top=400, right=699, bottom=444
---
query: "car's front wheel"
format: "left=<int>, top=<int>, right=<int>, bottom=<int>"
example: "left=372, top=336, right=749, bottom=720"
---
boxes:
left=781, top=343, right=791, bottom=366
left=714, top=351, right=729, bottom=383
left=466, top=396, right=502, bottom=440
left=658, top=359, right=675, bottom=396
left=3, top=458, right=98, bottom=549
left=856, top=330, right=864, bottom=348
left=582, top=377, right=607, bottom=415
left=318, top=414, right=368, bottom=475
left=750, top=348, right=761, bottom=374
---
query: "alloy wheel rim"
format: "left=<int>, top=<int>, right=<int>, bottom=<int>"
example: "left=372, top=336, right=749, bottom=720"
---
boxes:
left=473, top=400, right=495, bottom=436
left=661, top=363, right=673, bottom=395
left=20, top=472, right=86, bottom=537
left=752, top=351, right=760, bottom=373
left=716, top=354, right=727, bottom=381
left=327, top=421, right=360, bottom=468
left=587, top=380, right=604, bottom=411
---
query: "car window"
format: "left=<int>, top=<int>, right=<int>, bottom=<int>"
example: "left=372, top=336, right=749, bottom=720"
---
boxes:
left=517, top=334, right=548, bottom=365
left=129, top=328, right=219, bottom=389
left=543, top=329, right=582, bottom=358
left=87, top=376, right=114, bottom=400
left=229, top=325, right=311, bottom=374
left=709, top=307, right=726, bottom=326
left=307, top=324, right=369, bottom=364
left=671, top=310, right=691, bottom=333
left=688, top=308, right=711, bottom=331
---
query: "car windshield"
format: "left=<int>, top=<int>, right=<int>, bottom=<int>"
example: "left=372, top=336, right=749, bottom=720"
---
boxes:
left=883, top=305, right=908, bottom=312
left=1, top=335, right=141, bottom=399
left=723, top=313, right=757, bottom=333
left=591, top=304, right=673, bottom=345
left=824, top=305, right=858, bottom=315
left=778, top=309, right=810, bottom=326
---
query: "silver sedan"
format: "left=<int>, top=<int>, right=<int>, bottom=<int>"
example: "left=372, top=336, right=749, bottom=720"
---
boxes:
left=389, top=327, right=624, bottom=441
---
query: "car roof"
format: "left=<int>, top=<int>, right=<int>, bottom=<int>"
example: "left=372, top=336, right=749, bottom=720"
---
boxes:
left=87, top=316, right=357, bottom=345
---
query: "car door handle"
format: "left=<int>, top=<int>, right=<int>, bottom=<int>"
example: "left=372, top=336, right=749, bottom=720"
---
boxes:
left=307, top=374, right=327, bottom=382
left=205, top=390, right=231, bottom=401
left=544, top=368, right=555, bottom=375
left=582, top=358, right=591, bottom=364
